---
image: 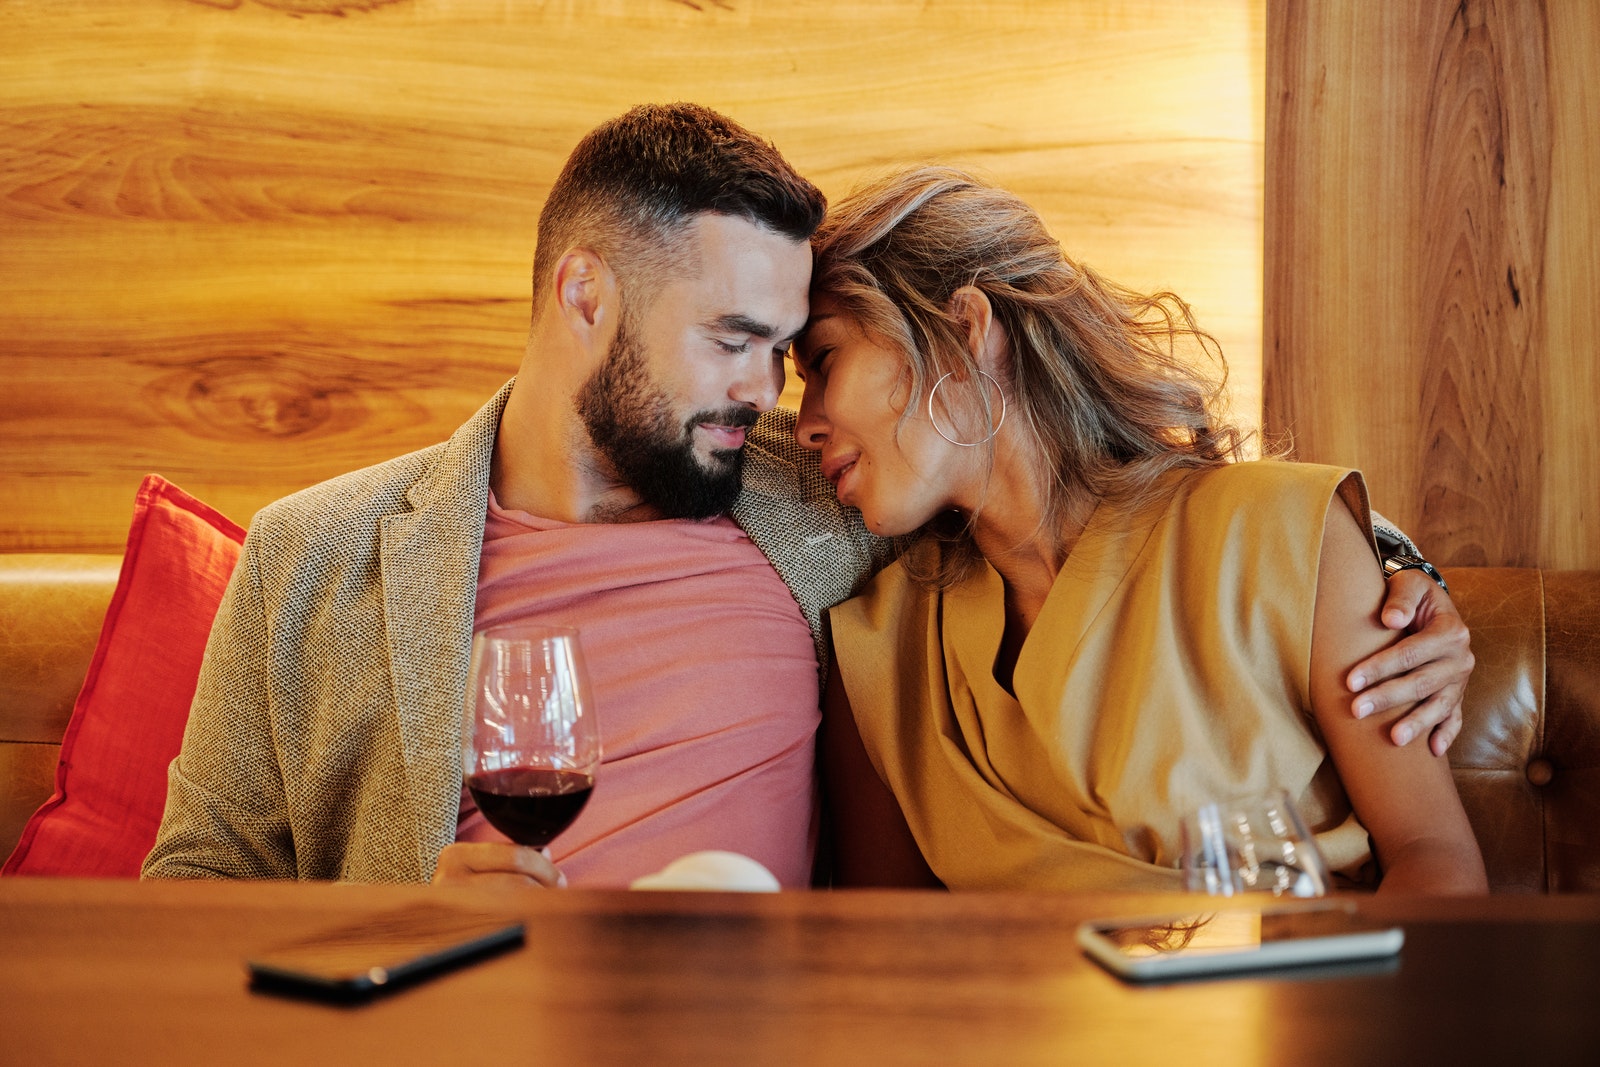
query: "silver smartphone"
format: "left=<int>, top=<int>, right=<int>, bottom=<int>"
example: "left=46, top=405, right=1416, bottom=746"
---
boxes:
left=247, top=901, right=525, bottom=1002
left=1077, top=899, right=1403, bottom=982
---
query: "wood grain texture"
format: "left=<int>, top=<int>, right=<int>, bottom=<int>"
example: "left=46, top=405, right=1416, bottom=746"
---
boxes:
left=4, top=880, right=1600, bottom=1065
left=1541, top=1, right=1600, bottom=570
left=1415, top=0, right=1549, bottom=568
left=1265, top=0, right=1598, bottom=569
left=0, top=0, right=1264, bottom=550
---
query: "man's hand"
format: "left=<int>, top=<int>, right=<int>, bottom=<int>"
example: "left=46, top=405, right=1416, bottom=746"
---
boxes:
left=1345, top=569, right=1473, bottom=756
left=431, top=841, right=566, bottom=889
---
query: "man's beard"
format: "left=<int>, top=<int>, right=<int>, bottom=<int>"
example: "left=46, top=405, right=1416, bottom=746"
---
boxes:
left=574, top=317, right=755, bottom=520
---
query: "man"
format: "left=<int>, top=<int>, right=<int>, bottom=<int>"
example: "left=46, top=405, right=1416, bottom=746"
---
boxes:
left=143, top=104, right=1469, bottom=889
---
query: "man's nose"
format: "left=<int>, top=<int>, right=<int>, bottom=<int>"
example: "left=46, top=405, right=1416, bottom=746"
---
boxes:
left=731, top=352, right=784, bottom=413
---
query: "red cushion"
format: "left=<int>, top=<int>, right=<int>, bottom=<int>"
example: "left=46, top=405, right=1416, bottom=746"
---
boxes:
left=2, top=475, right=245, bottom=877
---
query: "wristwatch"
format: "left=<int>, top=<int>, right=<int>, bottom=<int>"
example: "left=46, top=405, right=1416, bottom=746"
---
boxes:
left=1382, top=553, right=1449, bottom=595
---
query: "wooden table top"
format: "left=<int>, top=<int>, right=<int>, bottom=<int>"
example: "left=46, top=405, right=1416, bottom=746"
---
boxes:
left=3, top=879, right=1599, bottom=1066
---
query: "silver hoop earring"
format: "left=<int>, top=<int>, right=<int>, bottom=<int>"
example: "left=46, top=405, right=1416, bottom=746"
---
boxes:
left=927, top=371, right=1007, bottom=447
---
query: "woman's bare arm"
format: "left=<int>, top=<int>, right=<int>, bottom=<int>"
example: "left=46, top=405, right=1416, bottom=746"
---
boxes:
left=819, top=656, right=942, bottom=888
left=1309, top=490, right=1487, bottom=894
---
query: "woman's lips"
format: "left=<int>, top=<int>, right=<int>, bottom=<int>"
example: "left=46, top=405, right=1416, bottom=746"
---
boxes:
left=822, top=455, right=858, bottom=494
left=835, top=463, right=858, bottom=502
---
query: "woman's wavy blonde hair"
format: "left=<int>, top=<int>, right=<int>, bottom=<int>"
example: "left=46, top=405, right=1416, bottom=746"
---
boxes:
left=810, top=166, right=1253, bottom=580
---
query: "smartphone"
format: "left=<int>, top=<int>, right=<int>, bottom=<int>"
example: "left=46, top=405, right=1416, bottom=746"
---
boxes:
left=247, top=901, right=526, bottom=1002
left=1077, top=899, right=1403, bottom=983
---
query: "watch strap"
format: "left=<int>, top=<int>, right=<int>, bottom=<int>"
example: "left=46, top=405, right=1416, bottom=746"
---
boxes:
left=1382, top=553, right=1449, bottom=595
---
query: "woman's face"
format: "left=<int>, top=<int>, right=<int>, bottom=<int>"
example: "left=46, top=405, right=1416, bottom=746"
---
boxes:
left=793, top=295, right=982, bottom=537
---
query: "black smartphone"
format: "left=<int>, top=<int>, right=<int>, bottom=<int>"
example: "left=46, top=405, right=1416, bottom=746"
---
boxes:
left=1077, top=899, right=1403, bottom=983
left=246, top=901, right=526, bottom=1002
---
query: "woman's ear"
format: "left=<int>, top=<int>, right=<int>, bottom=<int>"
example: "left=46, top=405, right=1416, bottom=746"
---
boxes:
left=947, top=286, right=1005, bottom=374
left=554, top=247, right=618, bottom=353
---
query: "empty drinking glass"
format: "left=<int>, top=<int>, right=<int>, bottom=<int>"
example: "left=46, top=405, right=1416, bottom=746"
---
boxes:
left=1180, top=789, right=1330, bottom=898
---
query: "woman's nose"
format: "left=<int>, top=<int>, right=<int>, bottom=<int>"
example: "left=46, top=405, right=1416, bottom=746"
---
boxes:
left=793, top=381, right=829, bottom=452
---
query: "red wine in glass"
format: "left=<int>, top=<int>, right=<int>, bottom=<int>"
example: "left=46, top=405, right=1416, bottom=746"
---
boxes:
left=462, top=624, right=601, bottom=855
left=467, top=767, right=595, bottom=849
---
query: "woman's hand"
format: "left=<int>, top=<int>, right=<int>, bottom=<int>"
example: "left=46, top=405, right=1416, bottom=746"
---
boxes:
left=1345, top=569, right=1474, bottom=755
left=430, top=841, right=566, bottom=889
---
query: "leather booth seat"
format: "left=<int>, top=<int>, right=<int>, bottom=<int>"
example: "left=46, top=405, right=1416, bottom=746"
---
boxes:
left=0, top=554, right=121, bottom=858
left=1441, top=567, right=1600, bottom=891
left=1, top=554, right=1597, bottom=890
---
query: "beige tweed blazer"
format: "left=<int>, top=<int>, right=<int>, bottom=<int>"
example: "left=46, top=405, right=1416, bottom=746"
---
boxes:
left=142, top=381, right=891, bottom=882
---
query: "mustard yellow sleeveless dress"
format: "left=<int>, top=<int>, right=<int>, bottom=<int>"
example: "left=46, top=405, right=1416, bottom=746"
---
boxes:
left=829, top=461, right=1380, bottom=891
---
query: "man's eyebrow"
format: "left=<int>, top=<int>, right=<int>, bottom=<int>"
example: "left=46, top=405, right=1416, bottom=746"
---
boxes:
left=708, top=313, right=803, bottom=344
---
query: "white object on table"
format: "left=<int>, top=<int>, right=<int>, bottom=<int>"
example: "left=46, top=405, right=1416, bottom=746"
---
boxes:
left=629, top=851, right=781, bottom=892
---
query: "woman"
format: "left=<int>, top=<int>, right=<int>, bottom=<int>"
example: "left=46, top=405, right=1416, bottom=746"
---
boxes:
left=794, top=167, right=1486, bottom=894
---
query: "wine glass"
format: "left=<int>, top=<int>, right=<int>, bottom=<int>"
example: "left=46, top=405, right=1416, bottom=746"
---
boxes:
left=1179, top=789, right=1330, bottom=898
left=461, top=623, right=601, bottom=850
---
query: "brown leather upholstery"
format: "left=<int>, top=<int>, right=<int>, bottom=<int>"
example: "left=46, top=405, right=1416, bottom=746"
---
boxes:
left=1428, top=568, right=1600, bottom=892
left=1, top=554, right=1598, bottom=891
left=1442, top=569, right=1547, bottom=890
left=1541, top=571, right=1600, bottom=891
left=0, top=555, right=121, bottom=741
left=0, top=554, right=120, bottom=858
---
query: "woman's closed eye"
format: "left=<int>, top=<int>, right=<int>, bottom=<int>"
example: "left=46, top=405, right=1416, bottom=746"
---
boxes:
left=795, top=345, right=832, bottom=381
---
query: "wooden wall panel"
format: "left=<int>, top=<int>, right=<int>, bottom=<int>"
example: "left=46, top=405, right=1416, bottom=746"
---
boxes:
left=1542, top=0, right=1600, bottom=571
left=1266, top=0, right=1599, bottom=569
left=1, top=0, right=1264, bottom=551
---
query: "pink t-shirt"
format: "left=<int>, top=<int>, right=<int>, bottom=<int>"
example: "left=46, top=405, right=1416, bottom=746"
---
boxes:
left=458, top=492, right=821, bottom=887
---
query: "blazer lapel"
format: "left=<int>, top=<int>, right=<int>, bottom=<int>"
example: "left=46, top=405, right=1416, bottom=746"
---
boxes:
left=378, top=381, right=509, bottom=876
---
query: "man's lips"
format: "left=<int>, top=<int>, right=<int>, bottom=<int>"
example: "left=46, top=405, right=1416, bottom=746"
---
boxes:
left=698, top=423, right=748, bottom=450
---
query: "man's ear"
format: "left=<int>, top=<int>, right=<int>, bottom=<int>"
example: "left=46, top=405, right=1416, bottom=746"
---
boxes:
left=553, top=247, right=618, bottom=352
left=947, top=285, right=1005, bottom=375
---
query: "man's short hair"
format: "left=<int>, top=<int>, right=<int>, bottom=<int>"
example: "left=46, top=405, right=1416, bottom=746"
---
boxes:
left=531, top=103, right=825, bottom=310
